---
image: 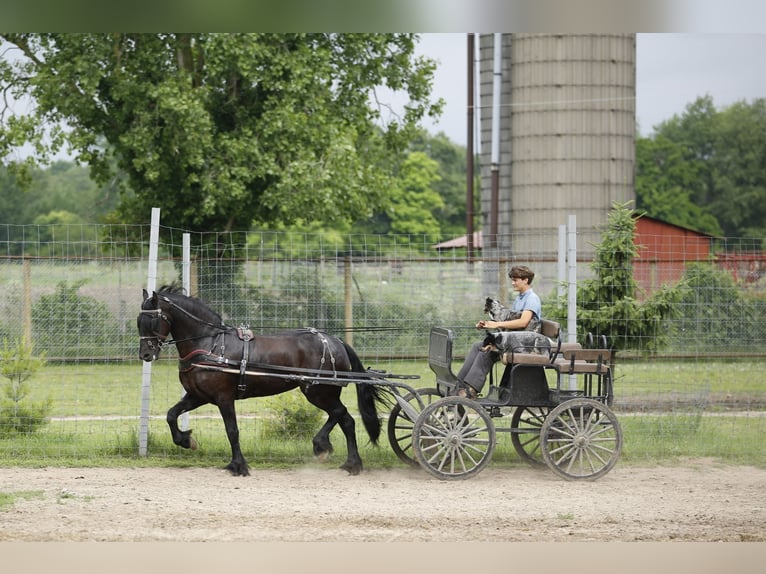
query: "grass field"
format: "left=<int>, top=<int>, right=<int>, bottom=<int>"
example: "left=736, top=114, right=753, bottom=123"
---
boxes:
left=1, top=357, right=764, bottom=469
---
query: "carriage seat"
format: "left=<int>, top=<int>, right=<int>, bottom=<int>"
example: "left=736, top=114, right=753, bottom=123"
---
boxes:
left=500, top=319, right=561, bottom=366
left=554, top=348, right=612, bottom=375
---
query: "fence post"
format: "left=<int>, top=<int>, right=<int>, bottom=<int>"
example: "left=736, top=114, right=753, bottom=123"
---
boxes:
left=180, top=233, right=191, bottom=432
left=558, top=224, right=567, bottom=300
left=498, top=258, right=508, bottom=304
left=344, top=256, right=353, bottom=346
left=567, top=214, right=577, bottom=391
left=22, top=257, right=32, bottom=344
left=139, top=207, right=161, bottom=457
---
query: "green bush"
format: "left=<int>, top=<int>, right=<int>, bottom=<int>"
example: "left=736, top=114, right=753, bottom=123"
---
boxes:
left=31, top=279, right=120, bottom=358
left=672, top=263, right=764, bottom=352
left=0, top=338, right=51, bottom=437
left=260, top=390, right=324, bottom=441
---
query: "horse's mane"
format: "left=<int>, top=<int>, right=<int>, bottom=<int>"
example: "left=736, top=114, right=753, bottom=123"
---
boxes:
left=157, top=283, right=224, bottom=325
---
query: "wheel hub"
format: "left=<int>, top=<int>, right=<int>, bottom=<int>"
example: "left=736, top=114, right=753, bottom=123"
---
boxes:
left=573, top=433, right=590, bottom=448
left=446, top=431, right=463, bottom=447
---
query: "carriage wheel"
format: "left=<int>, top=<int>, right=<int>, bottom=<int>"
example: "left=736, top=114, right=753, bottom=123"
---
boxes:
left=412, top=396, right=495, bottom=480
left=540, top=398, right=622, bottom=481
left=510, top=406, right=551, bottom=468
left=387, top=387, right=442, bottom=466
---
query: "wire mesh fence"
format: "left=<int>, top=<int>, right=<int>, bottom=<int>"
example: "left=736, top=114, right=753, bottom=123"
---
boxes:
left=0, top=222, right=764, bottom=465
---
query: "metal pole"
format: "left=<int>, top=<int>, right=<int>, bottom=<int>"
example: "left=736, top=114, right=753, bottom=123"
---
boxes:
left=344, top=256, right=353, bottom=347
left=139, top=207, right=160, bottom=457
left=22, top=258, right=32, bottom=344
left=466, top=33, right=475, bottom=266
left=180, top=233, right=191, bottom=432
left=489, top=33, right=502, bottom=249
left=558, top=224, right=567, bottom=300
left=567, top=215, right=577, bottom=391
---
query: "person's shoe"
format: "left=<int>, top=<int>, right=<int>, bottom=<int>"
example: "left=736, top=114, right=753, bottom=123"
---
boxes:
left=455, top=381, right=478, bottom=400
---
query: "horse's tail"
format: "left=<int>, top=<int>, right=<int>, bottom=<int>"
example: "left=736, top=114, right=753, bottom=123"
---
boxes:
left=342, top=341, right=387, bottom=446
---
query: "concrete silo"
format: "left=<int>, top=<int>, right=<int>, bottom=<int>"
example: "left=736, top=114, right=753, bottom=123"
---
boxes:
left=477, top=34, right=636, bottom=294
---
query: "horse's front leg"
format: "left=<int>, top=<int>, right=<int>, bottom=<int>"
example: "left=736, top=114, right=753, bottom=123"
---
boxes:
left=217, top=400, right=250, bottom=476
left=167, top=393, right=207, bottom=450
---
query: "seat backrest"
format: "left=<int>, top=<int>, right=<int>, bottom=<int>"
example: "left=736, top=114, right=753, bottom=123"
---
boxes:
left=540, top=319, right=560, bottom=340
left=427, top=327, right=459, bottom=388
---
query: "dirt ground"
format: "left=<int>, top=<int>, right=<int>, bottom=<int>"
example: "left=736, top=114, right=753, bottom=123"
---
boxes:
left=0, top=460, right=764, bottom=543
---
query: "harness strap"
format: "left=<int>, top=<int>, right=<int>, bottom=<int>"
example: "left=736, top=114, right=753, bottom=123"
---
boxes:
left=238, top=327, right=253, bottom=392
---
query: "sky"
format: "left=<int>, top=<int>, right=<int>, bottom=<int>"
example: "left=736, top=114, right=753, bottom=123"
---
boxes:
left=412, top=33, right=766, bottom=144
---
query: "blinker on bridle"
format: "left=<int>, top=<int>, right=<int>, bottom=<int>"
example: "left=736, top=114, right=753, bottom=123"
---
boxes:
left=139, top=307, right=172, bottom=346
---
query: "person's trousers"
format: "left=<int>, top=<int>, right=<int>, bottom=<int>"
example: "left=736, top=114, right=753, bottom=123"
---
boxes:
left=456, top=341, right=499, bottom=393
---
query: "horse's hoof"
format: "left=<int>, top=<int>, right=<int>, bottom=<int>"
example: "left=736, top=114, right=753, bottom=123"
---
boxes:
left=340, top=462, right=362, bottom=476
left=225, top=462, right=250, bottom=476
left=188, top=435, right=198, bottom=450
left=315, top=451, right=330, bottom=463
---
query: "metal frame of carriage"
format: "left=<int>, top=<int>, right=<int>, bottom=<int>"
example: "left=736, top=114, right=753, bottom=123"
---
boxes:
left=384, top=320, right=623, bottom=481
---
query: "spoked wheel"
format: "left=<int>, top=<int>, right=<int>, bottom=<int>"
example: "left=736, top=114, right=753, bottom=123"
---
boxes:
left=540, top=398, right=623, bottom=481
left=510, top=406, right=552, bottom=468
left=412, top=396, right=496, bottom=480
left=387, top=387, right=442, bottom=466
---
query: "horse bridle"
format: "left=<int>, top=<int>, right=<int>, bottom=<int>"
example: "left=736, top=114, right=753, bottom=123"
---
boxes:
left=140, top=294, right=227, bottom=350
left=139, top=307, right=173, bottom=352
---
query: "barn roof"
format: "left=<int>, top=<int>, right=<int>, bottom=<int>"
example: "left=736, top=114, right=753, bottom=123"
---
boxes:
left=432, top=231, right=483, bottom=250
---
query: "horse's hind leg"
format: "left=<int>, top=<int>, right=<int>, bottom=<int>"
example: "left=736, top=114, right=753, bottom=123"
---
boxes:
left=216, top=400, right=250, bottom=476
left=167, top=393, right=207, bottom=450
left=303, top=386, right=363, bottom=475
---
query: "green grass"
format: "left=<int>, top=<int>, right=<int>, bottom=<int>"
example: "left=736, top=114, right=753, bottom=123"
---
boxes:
left=0, top=358, right=764, bottom=469
left=0, top=490, right=45, bottom=511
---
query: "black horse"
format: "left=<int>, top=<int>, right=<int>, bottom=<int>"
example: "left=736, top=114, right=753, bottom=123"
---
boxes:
left=137, top=284, right=388, bottom=476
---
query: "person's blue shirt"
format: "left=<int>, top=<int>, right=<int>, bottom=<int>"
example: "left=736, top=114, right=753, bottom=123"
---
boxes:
left=512, top=288, right=541, bottom=323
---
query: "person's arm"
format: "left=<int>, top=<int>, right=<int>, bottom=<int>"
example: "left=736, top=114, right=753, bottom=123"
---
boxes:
left=476, top=309, right=533, bottom=331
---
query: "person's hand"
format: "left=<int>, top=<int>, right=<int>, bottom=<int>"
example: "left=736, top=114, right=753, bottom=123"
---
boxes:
left=476, top=320, right=493, bottom=329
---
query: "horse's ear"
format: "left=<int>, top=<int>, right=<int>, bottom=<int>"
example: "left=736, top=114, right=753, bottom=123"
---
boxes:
left=143, top=289, right=149, bottom=300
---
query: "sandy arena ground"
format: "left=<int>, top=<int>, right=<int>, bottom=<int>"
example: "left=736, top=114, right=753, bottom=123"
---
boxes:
left=1, top=460, right=764, bottom=542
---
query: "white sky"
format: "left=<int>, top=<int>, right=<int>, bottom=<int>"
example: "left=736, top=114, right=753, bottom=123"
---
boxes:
left=413, top=33, right=766, bottom=143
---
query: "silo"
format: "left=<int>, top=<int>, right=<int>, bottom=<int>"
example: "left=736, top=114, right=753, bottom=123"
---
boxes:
left=478, top=33, right=635, bottom=294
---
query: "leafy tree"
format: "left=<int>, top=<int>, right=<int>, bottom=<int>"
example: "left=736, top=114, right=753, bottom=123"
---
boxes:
left=709, top=99, right=766, bottom=240
left=646, top=95, right=766, bottom=244
left=408, top=130, right=474, bottom=238
left=551, top=202, right=686, bottom=352
left=635, top=135, right=722, bottom=236
left=384, top=151, right=444, bottom=242
left=0, top=34, right=443, bottom=234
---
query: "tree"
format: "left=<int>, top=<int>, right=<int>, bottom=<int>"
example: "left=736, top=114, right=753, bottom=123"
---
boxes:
left=709, top=99, right=766, bottom=240
left=551, top=202, right=686, bottom=352
left=0, top=337, right=50, bottom=437
left=0, top=34, right=443, bottom=234
left=647, top=95, right=766, bottom=244
left=408, top=130, right=473, bottom=238
left=635, top=135, right=722, bottom=236
left=386, top=151, right=444, bottom=242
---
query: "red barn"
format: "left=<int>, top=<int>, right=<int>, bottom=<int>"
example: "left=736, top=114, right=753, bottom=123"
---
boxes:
left=633, top=215, right=715, bottom=294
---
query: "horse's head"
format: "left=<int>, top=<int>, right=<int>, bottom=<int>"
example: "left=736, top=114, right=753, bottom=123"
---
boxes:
left=137, top=289, right=172, bottom=362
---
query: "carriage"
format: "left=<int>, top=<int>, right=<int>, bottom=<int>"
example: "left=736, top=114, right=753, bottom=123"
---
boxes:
left=386, top=321, right=622, bottom=481
left=138, top=286, right=622, bottom=481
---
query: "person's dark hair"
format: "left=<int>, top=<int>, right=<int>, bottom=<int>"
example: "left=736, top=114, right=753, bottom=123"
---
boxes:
left=509, top=265, right=535, bottom=284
